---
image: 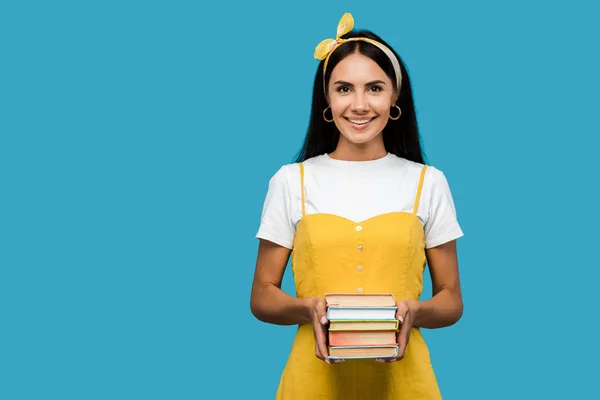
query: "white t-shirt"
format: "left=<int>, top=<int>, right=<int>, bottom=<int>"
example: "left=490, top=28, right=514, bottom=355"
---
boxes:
left=256, top=153, right=464, bottom=250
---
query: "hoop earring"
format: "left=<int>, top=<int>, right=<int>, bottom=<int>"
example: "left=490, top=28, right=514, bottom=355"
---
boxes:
left=389, top=105, right=402, bottom=121
left=323, top=106, right=334, bottom=123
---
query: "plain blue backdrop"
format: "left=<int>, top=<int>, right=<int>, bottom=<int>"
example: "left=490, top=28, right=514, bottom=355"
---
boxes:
left=1, top=1, right=599, bottom=399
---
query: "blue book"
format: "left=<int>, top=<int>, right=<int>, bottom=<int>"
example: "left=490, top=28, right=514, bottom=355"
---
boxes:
left=326, top=306, right=397, bottom=320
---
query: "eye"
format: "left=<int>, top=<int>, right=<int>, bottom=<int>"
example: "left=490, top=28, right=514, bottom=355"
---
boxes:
left=369, top=85, right=383, bottom=93
left=336, top=86, right=351, bottom=93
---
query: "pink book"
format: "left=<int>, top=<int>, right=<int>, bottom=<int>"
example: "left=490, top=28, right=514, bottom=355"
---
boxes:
left=329, top=330, right=398, bottom=347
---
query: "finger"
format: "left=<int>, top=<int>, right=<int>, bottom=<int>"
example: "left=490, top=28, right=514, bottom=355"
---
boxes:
left=317, top=338, right=330, bottom=364
left=315, top=343, right=325, bottom=361
left=312, top=321, right=326, bottom=362
left=397, top=322, right=412, bottom=360
left=396, top=305, right=408, bottom=345
left=396, top=301, right=408, bottom=324
left=386, top=306, right=407, bottom=361
left=313, top=330, right=329, bottom=363
left=314, top=320, right=330, bottom=364
left=317, top=299, right=331, bottom=363
left=376, top=357, right=396, bottom=363
left=317, top=300, right=329, bottom=326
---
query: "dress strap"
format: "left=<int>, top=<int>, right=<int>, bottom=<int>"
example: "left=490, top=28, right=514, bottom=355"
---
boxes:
left=412, top=165, right=428, bottom=215
left=299, top=163, right=306, bottom=218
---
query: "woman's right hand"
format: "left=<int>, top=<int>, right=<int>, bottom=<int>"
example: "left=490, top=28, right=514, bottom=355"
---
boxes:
left=307, top=297, right=334, bottom=364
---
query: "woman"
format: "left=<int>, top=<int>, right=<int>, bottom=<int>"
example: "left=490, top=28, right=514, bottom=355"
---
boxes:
left=250, top=13, right=464, bottom=399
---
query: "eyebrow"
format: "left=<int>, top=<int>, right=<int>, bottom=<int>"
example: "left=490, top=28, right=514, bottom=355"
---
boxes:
left=333, top=80, right=386, bottom=86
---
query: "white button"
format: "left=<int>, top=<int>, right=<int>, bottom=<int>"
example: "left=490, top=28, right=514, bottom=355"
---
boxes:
left=356, top=287, right=363, bottom=293
left=357, top=245, right=363, bottom=251
left=356, top=225, right=362, bottom=232
left=357, top=266, right=363, bottom=271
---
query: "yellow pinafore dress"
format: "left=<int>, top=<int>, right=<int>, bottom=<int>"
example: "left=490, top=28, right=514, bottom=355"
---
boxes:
left=276, top=162, right=442, bottom=400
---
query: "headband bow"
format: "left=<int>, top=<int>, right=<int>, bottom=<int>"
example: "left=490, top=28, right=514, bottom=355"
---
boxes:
left=314, top=13, right=355, bottom=61
left=313, top=13, right=403, bottom=92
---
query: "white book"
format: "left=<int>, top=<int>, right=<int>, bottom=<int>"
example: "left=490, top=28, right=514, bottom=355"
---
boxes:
left=326, top=306, right=397, bottom=320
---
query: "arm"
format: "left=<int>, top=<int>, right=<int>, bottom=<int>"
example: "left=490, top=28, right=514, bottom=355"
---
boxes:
left=412, top=239, right=463, bottom=329
left=249, top=239, right=314, bottom=326
left=385, top=239, right=463, bottom=363
left=250, top=239, right=331, bottom=363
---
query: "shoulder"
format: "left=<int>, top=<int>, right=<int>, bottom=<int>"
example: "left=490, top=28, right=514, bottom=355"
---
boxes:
left=386, top=155, right=454, bottom=198
left=424, top=164, right=449, bottom=189
left=387, top=154, right=445, bottom=181
left=263, top=163, right=295, bottom=198
left=270, top=154, right=327, bottom=175
left=269, top=155, right=329, bottom=184
left=424, top=165, right=452, bottom=194
left=300, top=154, right=329, bottom=168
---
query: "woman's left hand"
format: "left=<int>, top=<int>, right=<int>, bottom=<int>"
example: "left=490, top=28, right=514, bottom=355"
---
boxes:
left=376, top=300, right=418, bottom=363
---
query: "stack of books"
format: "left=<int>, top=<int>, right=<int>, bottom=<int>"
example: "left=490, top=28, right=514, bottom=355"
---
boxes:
left=325, top=293, right=399, bottom=360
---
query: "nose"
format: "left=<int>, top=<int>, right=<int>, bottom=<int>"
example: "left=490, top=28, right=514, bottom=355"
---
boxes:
left=351, top=93, right=369, bottom=113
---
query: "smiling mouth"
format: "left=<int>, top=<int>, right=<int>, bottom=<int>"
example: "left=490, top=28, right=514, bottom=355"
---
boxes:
left=345, top=116, right=376, bottom=129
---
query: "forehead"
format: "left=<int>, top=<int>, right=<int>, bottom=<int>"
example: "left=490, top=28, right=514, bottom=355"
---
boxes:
left=330, top=52, right=391, bottom=83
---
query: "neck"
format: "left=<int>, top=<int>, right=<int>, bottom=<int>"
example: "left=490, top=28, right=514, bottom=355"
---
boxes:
left=328, top=136, right=387, bottom=161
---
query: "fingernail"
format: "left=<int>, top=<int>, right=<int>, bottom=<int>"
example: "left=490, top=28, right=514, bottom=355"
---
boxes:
left=320, top=316, right=327, bottom=325
left=375, top=358, right=385, bottom=362
left=397, top=316, right=404, bottom=324
left=333, top=359, right=345, bottom=363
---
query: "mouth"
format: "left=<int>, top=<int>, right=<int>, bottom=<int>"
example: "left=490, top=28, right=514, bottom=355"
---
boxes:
left=344, top=116, right=377, bottom=131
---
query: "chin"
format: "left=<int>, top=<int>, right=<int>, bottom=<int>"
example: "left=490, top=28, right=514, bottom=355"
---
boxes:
left=339, top=131, right=380, bottom=145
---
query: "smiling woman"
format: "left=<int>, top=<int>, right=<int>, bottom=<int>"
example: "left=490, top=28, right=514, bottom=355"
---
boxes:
left=328, top=53, right=398, bottom=145
left=298, top=13, right=421, bottom=164
left=250, top=13, right=465, bottom=400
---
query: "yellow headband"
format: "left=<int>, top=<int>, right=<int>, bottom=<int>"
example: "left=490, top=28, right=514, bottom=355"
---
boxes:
left=314, top=13, right=402, bottom=92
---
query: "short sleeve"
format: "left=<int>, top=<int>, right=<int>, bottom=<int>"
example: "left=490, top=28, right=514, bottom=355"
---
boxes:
left=424, top=167, right=464, bottom=249
left=255, top=165, right=295, bottom=249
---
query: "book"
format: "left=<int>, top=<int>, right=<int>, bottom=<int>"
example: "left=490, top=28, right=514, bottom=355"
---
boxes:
left=328, top=345, right=399, bottom=359
left=325, top=293, right=396, bottom=307
left=328, top=319, right=399, bottom=331
left=325, top=292, right=400, bottom=360
left=329, top=330, right=397, bottom=346
left=326, top=306, right=397, bottom=320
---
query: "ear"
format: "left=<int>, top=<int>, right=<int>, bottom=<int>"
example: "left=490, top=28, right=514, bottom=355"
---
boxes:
left=392, top=89, right=400, bottom=105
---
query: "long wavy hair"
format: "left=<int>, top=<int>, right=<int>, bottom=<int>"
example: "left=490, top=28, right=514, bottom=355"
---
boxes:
left=295, top=30, right=425, bottom=164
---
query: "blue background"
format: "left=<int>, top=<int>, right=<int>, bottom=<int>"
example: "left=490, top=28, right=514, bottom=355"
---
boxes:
left=1, top=1, right=599, bottom=399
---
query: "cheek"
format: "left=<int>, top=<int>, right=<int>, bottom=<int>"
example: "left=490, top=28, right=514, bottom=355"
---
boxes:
left=329, top=97, right=351, bottom=115
left=371, top=97, right=393, bottom=112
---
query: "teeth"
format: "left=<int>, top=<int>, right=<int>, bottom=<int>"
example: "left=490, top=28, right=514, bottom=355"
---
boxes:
left=349, top=118, right=372, bottom=125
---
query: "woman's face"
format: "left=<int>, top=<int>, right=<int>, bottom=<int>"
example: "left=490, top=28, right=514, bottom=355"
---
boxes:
left=327, top=52, right=397, bottom=145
